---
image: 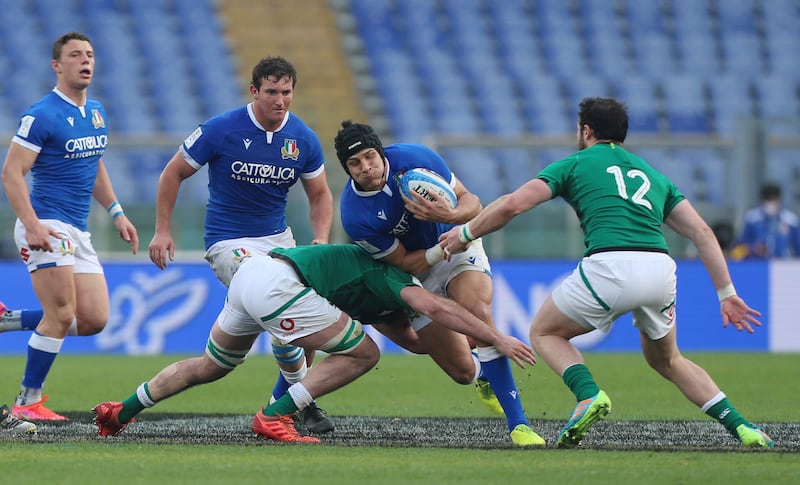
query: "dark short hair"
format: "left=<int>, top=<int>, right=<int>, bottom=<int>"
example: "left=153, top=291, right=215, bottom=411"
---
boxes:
left=251, top=56, right=296, bottom=90
left=334, top=120, right=385, bottom=172
left=53, top=32, right=91, bottom=60
left=760, top=182, right=782, bottom=200
left=578, top=97, right=628, bottom=143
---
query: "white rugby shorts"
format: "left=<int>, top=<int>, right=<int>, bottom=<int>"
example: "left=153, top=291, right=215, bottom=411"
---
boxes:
left=410, top=238, right=492, bottom=331
left=551, top=251, right=677, bottom=340
left=204, top=228, right=295, bottom=287
left=217, top=255, right=342, bottom=344
left=14, top=219, right=103, bottom=274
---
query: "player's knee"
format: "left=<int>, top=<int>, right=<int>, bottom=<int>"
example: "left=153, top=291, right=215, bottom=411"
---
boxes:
left=450, top=368, right=477, bottom=385
left=76, top=310, right=110, bottom=335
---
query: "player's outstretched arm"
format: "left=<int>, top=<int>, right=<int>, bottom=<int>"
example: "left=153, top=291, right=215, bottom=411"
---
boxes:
left=401, top=286, right=535, bottom=368
left=440, top=178, right=552, bottom=258
left=666, top=200, right=761, bottom=332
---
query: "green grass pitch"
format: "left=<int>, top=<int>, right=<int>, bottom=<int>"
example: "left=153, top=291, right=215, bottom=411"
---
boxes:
left=1, top=352, right=798, bottom=484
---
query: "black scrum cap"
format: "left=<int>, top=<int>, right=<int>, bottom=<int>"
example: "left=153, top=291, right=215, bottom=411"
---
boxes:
left=334, top=120, right=384, bottom=171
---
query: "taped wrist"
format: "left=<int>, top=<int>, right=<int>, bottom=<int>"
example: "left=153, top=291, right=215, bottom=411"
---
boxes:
left=717, top=283, right=737, bottom=302
left=425, top=244, right=445, bottom=265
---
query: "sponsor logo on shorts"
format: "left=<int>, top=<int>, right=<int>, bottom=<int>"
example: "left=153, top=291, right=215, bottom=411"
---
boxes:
left=280, top=319, right=295, bottom=331
left=20, top=247, right=30, bottom=263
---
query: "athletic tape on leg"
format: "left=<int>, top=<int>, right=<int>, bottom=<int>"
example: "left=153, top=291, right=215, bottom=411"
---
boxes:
left=205, top=336, right=248, bottom=370
left=320, top=317, right=365, bottom=354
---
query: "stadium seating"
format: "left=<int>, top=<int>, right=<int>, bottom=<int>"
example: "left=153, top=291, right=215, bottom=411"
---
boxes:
left=0, top=0, right=241, bottom=201
left=346, top=0, right=799, bottom=210
left=1, top=0, right=798, bottom=227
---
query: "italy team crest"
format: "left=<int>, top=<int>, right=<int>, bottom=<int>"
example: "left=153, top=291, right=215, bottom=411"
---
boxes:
left=59, top=236, right=76, bottom=256
left=281, top=139, right=300, bottom=160
left=91, top=109, right=105, bottom=129
left=232, top=247, right=250, bottom=263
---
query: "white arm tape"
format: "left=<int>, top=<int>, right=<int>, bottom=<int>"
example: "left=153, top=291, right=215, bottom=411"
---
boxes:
left=425, top=244, right=445, bottom=266
left=717, top=283, right=737, bottom=302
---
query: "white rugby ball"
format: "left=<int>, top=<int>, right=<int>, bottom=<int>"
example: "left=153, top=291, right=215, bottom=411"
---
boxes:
left=399, top=168, right=457, bottom=208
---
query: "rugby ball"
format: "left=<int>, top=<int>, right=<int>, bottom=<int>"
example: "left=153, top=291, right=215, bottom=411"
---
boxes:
left=398, top=168, right=457, bottom=208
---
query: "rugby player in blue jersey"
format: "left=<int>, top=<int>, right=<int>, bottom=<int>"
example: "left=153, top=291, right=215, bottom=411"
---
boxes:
left=146, top=56, right=334, bottom=433
left=332, top=120, right=544, bottom=446
left=1, top=32, right=139, bottom=421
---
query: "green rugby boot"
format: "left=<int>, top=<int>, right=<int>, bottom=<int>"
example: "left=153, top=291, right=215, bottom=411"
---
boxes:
left=556, top=390, right=612, bottom=448
left=736, top=424, right=774, bottom=449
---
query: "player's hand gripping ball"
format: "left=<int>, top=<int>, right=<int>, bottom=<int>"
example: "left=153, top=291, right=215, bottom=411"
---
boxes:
left=399, top=168, right=457, bottom=208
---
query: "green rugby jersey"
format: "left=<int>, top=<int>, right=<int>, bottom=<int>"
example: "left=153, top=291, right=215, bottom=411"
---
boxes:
left=538, top=143, right=685, bottom=256
left=269, top=244, right=418, bottom=323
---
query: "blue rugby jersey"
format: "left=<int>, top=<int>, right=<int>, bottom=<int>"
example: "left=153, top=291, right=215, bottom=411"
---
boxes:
left=11, top=88, right=108, bottom=231
left=340, top=143, right=456, bottom=258
left=179, top=105, right=325, bottom=250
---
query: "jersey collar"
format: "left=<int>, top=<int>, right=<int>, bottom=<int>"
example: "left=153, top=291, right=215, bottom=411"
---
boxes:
left=247, top=103, right=290, bottom=144
left=53, top=87, right=87, bottom=117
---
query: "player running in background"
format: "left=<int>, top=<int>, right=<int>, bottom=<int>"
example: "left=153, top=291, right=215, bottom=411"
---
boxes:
left=93, top=244, right=535, bottom=443
left=441, top=97, right=773, bottom=449
left=332, top=121, right=543, bottom=446
left=0, top=32, right=139, bottom=421
left=146, top=56, right=334, bottom=433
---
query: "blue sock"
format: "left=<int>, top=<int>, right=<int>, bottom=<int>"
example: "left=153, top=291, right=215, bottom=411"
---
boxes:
left=271, top=372, right=291, bottom=401
left=22, top=309, right=44, bottom=331
left=22, top=332, right=62, bottom=389
left=480, top=356, right=528, bottom=431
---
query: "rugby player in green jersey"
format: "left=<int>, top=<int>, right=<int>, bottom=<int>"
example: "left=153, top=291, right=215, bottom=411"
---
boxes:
left=441, top=97, right=773, bottom=449
left=93, top=244, right=535, bottom=443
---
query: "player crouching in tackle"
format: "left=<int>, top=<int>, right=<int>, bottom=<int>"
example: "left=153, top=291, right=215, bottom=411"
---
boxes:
left=93, top=244, right=536, bottom=443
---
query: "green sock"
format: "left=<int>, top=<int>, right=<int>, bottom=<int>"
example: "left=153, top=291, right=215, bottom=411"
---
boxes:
left=119, top=392, right=146, bottom=423
left=562, top=363, right=601, bottom=401
left=705, top=397, right=750, bottom=437
left=263, top=393, right=298, bottom=417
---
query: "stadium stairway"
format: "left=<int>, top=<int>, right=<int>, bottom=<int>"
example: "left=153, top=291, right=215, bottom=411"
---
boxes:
left=218, top=0, right=367, bottom=177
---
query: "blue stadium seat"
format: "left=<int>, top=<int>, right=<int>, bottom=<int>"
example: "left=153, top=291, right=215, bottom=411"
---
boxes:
left=676, top=33, right=721, bottom=79
left=498, top=148, right=540, bottom=191
left=720, top=32, right=767, bottom=79
left=440, top=148, right=504, bottom=203
left=670, top=0, right=714, bottom=39
left=754, top=76, right=800, bottom=136
left=660, top=75, right=710, bottom=133
left=673, top=147, right=726, bottom=204
left=613, top=77, right=661, bottom=133
left=715, top=0, right=758, bottom=33
left=632, top=33, right=677, bottom=79
left=564, top=75, right=614, bottom=107
left=625, top=0, right=667, bottom=38
left=707, top=75, right=754, bottom=136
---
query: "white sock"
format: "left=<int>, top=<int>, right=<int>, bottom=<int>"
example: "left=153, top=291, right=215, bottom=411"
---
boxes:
left=287, top=383, right=314, bottom=411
